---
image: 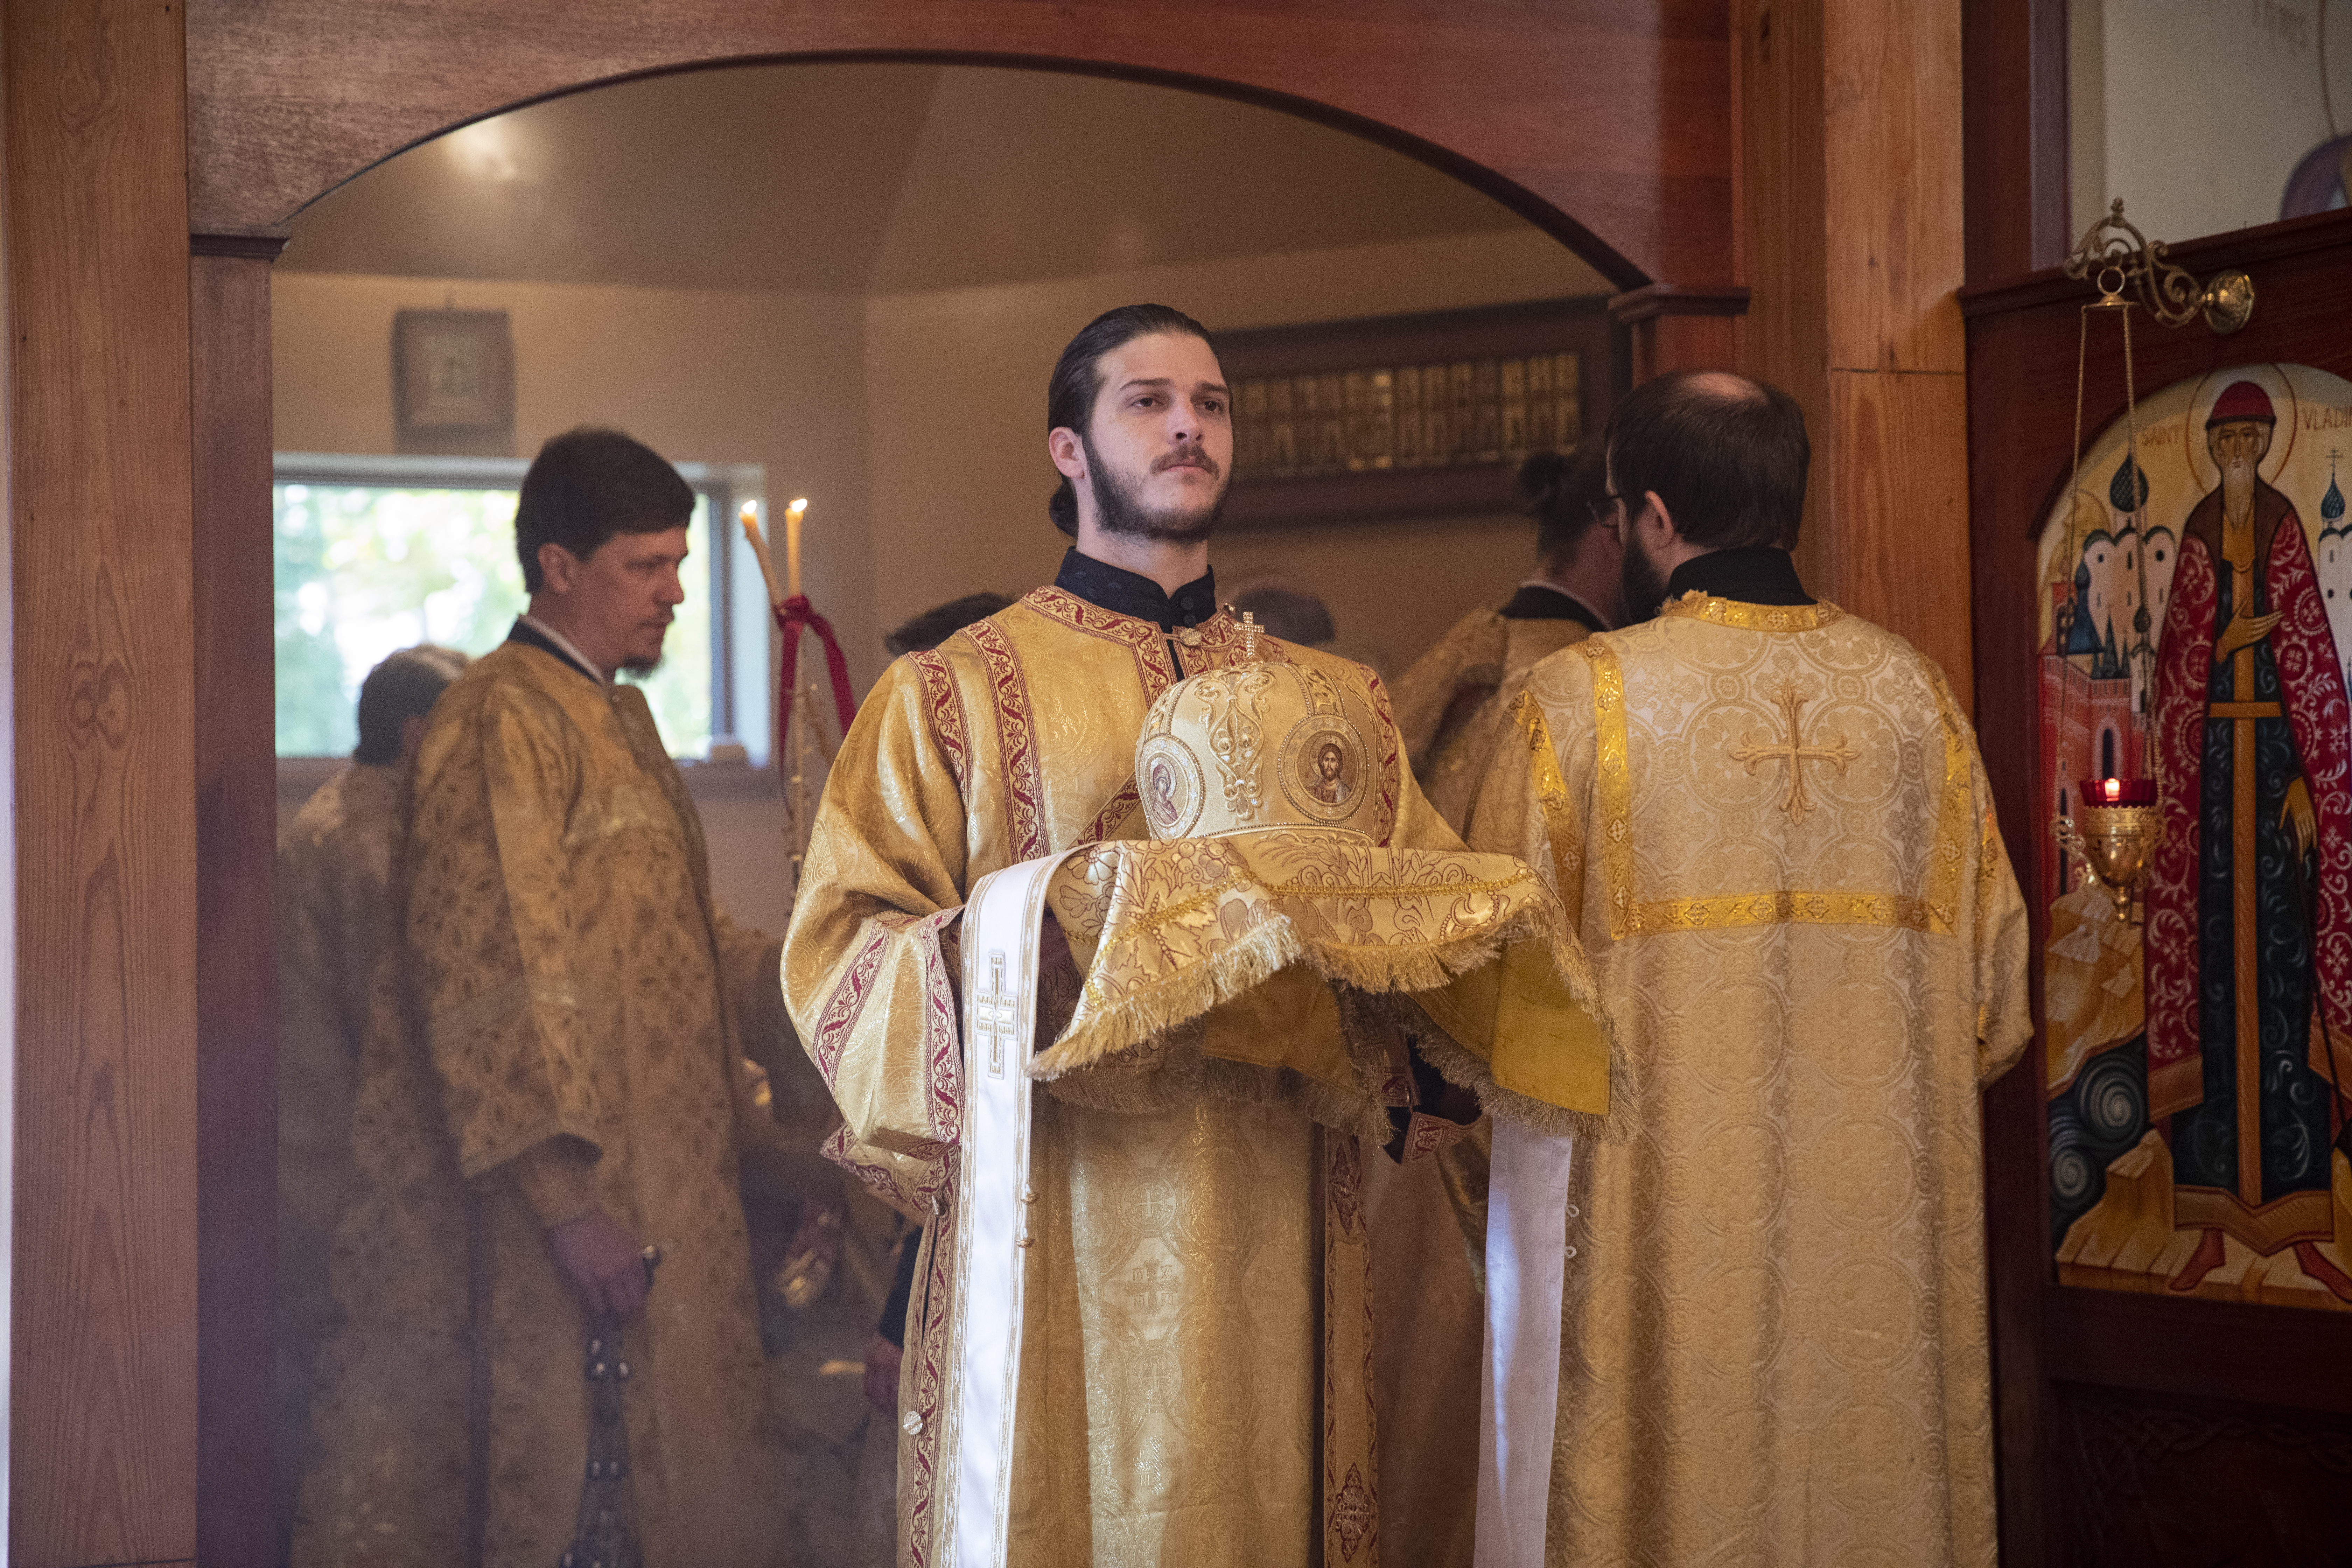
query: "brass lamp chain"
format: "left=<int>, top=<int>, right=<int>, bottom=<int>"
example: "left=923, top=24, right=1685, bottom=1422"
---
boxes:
left=2065, top=303, right=2088, bottom=808
left=2063, top=291, right=2149, bottom=802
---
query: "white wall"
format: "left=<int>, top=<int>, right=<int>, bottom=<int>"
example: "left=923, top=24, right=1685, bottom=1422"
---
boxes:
left=2072, top=0, right=2352, bottom=239
left=272, top=271, right=875, bottom=681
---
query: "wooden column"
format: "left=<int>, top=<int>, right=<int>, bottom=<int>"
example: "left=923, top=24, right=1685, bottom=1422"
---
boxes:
left=191, top=232, right=286, bottom=1568
left=1737, top=0, right=1973, bottom=709
left=1963, top=0, right=2071, bottom=283
left=5, top=2, right=201, bottom=1564
left=1960, top=5, right=2072, bottom=1561
left=1609, top=284, right=1751, bottom=382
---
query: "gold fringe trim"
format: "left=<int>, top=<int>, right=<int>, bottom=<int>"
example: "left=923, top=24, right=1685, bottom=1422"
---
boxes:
left=1038, top=1017, right=1392, bottom=1142
left=1402, top=927, right=1618, bottom=1140
left=1034, top=920, right=1298, bottom=1077
left=1414, top=1029, right=1609, bottom=1141
left=1032, top=906, right=1571, bottom=1080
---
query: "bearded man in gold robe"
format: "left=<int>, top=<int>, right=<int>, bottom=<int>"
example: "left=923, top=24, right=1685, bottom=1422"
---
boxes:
left=1464, top=371, right=2032, bottom=1564
left=276, top=643, right=468, bottom=1554
left=293, top=428, right=789, bottom=1568
left=784, top=304, right=1482, bottom=1565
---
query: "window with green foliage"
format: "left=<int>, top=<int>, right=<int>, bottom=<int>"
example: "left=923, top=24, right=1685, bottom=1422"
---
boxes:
left=273, top=456, right=757, bottom=760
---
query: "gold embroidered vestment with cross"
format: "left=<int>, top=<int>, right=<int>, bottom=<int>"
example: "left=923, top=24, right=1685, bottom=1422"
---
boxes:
left=1461, top=588, right=2032, bottom=1568
left=1728, top=680, right=1861, bottom=825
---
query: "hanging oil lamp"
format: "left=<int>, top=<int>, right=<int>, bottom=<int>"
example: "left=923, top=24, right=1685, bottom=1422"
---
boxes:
left=2055, top=775, right=2162, bottom=920
left=2042, top=201, right=2244, bottom=922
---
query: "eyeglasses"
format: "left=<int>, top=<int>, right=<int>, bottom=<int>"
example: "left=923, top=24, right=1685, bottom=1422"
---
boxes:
left=1590, top=492, right=1627, bottom=532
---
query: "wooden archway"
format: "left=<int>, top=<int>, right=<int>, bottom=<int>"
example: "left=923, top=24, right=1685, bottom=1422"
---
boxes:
left=9, top=6, right=1739, bottom=1565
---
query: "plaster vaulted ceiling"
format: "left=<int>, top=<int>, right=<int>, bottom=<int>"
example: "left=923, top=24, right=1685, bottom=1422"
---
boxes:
left=277, top=61, right=1554, bottom=293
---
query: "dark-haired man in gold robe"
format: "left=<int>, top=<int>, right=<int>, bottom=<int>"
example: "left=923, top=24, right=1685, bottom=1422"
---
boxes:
left=1380, top=442, right=1624, bottom=1567
left=1394, top=444, right=1621, bottom=835
left=1465, top=372, right=2029, bottom=1564
left=786, top=307, right=1485, bottom=1565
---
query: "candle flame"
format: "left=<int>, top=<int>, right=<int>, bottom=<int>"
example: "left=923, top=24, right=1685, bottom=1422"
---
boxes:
left=737, top=498, right=785, bottom=606
left=788, top=498, right=809, bottom=516
left=2103, top=778, right=2121, bottom=802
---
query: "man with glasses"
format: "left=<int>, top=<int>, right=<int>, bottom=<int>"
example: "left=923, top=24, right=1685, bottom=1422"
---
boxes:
left=1463, top=369, right=2031, bottom=1563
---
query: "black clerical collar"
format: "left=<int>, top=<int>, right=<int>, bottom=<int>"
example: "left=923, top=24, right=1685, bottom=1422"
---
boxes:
left=1500, top=581, right=1609, bottom=633
left=1663, top=547, right=1813, bottom=607
left=1053, top=548, right=1217, bottom=631
left=506, top=618, right=604, bottom=687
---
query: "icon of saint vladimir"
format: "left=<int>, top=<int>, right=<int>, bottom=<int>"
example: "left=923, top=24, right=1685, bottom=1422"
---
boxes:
left=2147, top=378, right=2352, bottom=1295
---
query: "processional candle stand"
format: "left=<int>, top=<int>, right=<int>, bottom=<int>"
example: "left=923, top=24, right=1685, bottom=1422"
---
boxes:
left=739, top=500, right=857, bottom=1312
left=2046, top=201, right=2254, bottom=923
left=740, top=498, right=857, bottom=900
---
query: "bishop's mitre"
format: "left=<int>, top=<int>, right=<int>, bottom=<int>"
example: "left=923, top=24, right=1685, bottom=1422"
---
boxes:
left=1134, top=618, right=1381, bottom=843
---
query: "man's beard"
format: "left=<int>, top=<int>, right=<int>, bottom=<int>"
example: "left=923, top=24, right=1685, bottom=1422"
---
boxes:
left=1620, top=528, right=1673, bottom=622
left=621, top=654, right=662, bottom=675
left=1085, top=432, right=1226, bottom=543
left=2221, top=455, right=2257, bottom=519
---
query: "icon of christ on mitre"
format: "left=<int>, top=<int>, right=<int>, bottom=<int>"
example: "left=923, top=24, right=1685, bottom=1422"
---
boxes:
left=791, top=610, right=1607, bottom=1566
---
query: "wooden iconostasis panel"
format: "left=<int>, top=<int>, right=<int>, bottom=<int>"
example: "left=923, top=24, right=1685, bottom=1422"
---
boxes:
left=1964, top=209, right=2352, bottom=1567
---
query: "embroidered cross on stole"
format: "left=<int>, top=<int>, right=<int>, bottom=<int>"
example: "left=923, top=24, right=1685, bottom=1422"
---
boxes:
left=934, top=850, right=1074, bottom=1568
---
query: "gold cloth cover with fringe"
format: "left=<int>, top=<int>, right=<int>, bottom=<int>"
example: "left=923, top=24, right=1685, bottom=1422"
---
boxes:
left=784, top=589, right=1584, bottom=1567
left=1034, top=831, right=1591, bottom=1137
left=1463, top=591, right=2032, bottom=1567
left=290, top=643, right=790, bottom=1568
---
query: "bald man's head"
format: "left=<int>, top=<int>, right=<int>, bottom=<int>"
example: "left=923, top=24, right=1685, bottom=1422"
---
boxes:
left=1683, top=370, right=1765, bottom=401
left=1603, top=368, right=1809, bottom=552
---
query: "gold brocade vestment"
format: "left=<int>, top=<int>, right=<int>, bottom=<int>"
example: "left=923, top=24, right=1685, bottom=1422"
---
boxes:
left=278, top=762, right=403, bottom=1546
left=1465, top=593, right=2032, bottom=1566
left=784, top=589, right=1470, bottom=1567
left=1394, top=604, right=1599, bottom=834
left=292, top=642, right=790, bottom=1568
left=1379, top=597, right=1597, bottom=1567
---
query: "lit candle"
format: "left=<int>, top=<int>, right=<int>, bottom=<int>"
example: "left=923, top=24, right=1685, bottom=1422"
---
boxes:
left=785, top=497, right=809, bottom=600
left=740, top=501, right=784, bottom=607
left=2077, top=775, right=2156, bottom=807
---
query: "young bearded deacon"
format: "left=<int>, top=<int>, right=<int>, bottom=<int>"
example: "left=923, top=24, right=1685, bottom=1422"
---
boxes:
left=783, top=305, right=1483, bottom=1564
left=1461, top=371, right=2031, bottom=1564
left=293, top=429, right=791, bottom=1568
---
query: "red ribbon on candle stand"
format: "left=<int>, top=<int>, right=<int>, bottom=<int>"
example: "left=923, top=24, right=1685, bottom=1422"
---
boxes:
left=776, top=594, right=858, bottom=755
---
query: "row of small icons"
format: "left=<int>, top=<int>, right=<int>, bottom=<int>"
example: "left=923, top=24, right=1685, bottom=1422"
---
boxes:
left=1233, top=351, right=1584, bottom=479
